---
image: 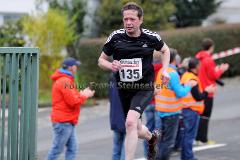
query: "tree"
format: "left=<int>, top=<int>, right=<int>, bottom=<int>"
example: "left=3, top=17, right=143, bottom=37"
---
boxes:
left=22, top=8, right=76, bottom=56
left=22, top=9, right=77, bottom=92
left=96, top=0, right=176, bottom=36
left=36, top=0, right=85, bottom=57
left=0, top=21, right=25, bottom=47
left=46, top=0, right=85, bottom=35
left=172, top=0, right=222, bottom=27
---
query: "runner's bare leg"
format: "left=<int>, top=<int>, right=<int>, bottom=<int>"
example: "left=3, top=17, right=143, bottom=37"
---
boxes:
left=125, top=110, right=140, bottom=160
left=138, top=123, right=152, bottom=140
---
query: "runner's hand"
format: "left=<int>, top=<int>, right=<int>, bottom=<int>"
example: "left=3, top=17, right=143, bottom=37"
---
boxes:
left=111, top=60, right=121, bottom=72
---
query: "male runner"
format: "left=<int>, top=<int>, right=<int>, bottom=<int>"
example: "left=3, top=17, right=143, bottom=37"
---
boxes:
left=98, top=2, right=170, bottom=160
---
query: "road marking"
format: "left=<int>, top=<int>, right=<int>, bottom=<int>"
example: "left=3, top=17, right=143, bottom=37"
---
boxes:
left=193, top=143, right=226, bottom=151
left=134, top=143, right=226, bottom=160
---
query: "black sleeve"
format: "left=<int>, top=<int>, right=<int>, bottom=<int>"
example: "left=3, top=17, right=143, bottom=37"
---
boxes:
left=154, top=40, right=164, bottom=51
left=102, top=34, right=115, bottom=56
left=191, top=85, right=208, bottom=101
left=152, top=33, right=164, bottom=51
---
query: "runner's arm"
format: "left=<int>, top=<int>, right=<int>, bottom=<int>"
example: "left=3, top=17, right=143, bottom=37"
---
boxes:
left=98, top=52, right=121, bottom=72
left=160, top=43, right=170, bottom=72
left=98, top=52, right=112, bottom=70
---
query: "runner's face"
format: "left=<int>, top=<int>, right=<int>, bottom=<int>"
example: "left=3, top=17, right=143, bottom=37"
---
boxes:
left=123, top=10, right=142, bottom=35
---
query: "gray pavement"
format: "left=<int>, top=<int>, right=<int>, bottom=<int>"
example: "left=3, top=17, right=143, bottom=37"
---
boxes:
left=37, top=76, right=240, bottom=160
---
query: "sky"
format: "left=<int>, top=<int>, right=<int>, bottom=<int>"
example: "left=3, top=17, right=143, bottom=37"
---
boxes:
left=0, top=0, right=47, bottom=13
left=0, top=0, right=240, bottom=13
left=222, top=0, right=240, bottom=8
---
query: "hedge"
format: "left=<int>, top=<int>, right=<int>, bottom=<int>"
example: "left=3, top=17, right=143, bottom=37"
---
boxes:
left=75, top=24, right=240, bottom=98
left=39, top=55, right=63, bottom=90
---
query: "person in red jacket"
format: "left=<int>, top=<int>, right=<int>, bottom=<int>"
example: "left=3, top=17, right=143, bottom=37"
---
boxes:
left=47, top=57, right=95, bottom=160
left=195, top=38, right=229, bottom=145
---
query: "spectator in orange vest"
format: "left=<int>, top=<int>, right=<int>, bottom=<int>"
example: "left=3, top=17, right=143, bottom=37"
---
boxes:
left=155, top=49, right=196, bottom=160
left=180, top=58, right=216, bottom=160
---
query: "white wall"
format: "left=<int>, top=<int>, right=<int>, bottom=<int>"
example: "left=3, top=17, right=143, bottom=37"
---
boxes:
left=203, top=0, right=240, bottom=26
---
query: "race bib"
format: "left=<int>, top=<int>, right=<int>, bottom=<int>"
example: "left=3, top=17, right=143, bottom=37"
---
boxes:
left=119, top=58, right=143, bottom=82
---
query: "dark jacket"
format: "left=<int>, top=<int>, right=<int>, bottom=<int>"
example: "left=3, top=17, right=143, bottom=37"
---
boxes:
left=109, top=74, right=126, bottom=133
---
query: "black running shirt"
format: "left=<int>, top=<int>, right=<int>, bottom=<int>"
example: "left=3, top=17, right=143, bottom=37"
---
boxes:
left=102, top=28, right=164, bottom=89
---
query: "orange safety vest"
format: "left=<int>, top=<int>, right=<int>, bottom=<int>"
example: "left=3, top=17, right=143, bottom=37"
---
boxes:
left=180, top=72, right=204, bottom=114
left=155, top=68, right=182, bottom=112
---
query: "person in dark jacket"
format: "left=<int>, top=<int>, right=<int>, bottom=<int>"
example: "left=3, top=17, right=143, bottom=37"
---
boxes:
left=155, top=49, right=196, bottom=160
left=109, top=73, right=126, bottom=160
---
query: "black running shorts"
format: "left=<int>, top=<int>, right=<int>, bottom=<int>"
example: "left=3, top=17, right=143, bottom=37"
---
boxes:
left=118, top=89, right=154, bottom=117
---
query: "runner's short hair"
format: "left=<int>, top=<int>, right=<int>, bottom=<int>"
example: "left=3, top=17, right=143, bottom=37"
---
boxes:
left=121, top=2, right=143, bottom=18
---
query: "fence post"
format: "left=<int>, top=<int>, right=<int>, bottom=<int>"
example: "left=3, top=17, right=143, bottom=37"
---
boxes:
left=0, top=47, right=39, bottom=160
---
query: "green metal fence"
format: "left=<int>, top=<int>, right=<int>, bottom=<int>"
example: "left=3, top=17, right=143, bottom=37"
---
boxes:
left=0, top=47, right=39, bottom=160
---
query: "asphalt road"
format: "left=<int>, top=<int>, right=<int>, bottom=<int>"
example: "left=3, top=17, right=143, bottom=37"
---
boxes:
left=37, top=76, right=240, bottom=160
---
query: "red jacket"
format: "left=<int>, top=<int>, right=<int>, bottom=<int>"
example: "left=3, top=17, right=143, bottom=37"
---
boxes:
left=50, top=70, right=87, bottom=125
left=196, top=50, right=223, bottom=97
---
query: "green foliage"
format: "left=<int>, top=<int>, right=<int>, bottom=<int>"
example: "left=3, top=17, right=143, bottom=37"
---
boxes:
left=161, top=25, right=240, bottom=58
left=75, top=44, right=111, bottom=98
left=47, top=0, right=85, bottom=35
left=39, top=55, right=63, bottom=90
left=172, top=0, right=221, bottom=27
left=0, top=21, right=25, bottom=47
left=140, top=0, right=176, bottom=30
left=161, top=24, right=240, bottom=77
left=39, top=89, right=52, bottom=105
left=39, top=0, right=85, bottom=57
left=75, top=24, right=240, bottom=98
left=95, top=0, right=122, bottom=36
left=96, top=0, right=176, bottom=36
left=22, top=8, right=76, bottom=56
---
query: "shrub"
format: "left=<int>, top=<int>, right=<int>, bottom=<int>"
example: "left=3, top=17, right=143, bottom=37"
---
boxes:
left=75, top=44, right=111, bottom=98
left=39, top=55, right=63, bottom=90
left=76, top=24, right=240, bottom=98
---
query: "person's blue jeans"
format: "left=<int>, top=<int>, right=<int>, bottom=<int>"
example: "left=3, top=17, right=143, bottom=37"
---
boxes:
left=157, top=114, right=180, bottom=160
left=174, top=114, right=184, bottom=151
left=181, top=108, right=200, bottom=160
left=143, top=104, right=161, bottom=158
left=47, top=123, right=77, bottom=160
left=112, top=131, right=125, bottom=160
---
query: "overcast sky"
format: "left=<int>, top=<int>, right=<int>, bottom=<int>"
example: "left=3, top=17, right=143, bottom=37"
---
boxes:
left=222, top=0, right=240, bottom=8
left=0, top=0, right=47, bottom=13
left=0, top=0, right=239, bottom=13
